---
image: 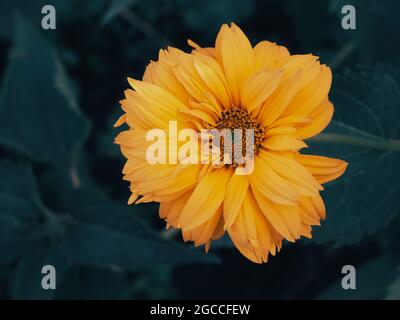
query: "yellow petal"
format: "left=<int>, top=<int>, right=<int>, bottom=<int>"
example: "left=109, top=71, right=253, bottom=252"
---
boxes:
left=188, top=39, right=216, bottom=58
left=227, top=203, right=262, bottom=262
left=127, top=190, right=139, bottom=205
left=298, top=206, right=321, bottom=226
left=228, top=190, right=284, bottom=263
left=284, top=65, right=332, bottom=117
left=268, top=116, right=311, bottom=128
left=115, top=128, right=148, bottom=149
left=223, top=174, right=250, bottom=229
left=159, top=200, right=175, bottom=219
left=128, top=77, right=185, bottom=116
left=193, top=54, right=232, bottom=107
left=259, top=71, right=302, bottom=127
left=179, top=169, right=230, bottom=230
left=179, top=104, right=217, bottom=126
left=121, top=158, right=146, bottom=176
left=143, top=60, right=190, bottom=102
left=295, top=153, right=348, bottom=184
left=265, top=126, right=296, bottom=137
left=188, top=99, right=221, bottom=122
left=263, top=135, right=308, bottom=151
left=139, top=165, right=200, bottom=199
left=253, top=40, right=290, bottom=70
left=241, top=192, right=260, bottom=247
left=114, top=114, right=126, bottom=127
left=310, top=194, right=326, bottom=220
left=250, top=156, right=298, bottom=205
left=121, top=92, right=162, bottom=129
left=240, top=69, right=283, bottom=113
left=296, top=98, right=334, bottom=139
left=228, top=226, right=262, bottom=263
left=126, top=80, right=185, bottom=128
left=252, top=188, right=296, bottom=242
left=269, top=202, right=303, bottom=241
left=216, top=23, right=255, bottom=105
left=163, top=190, right=193, bottom=228
left=278, top=54, right=320, bottom=86
left=162, top=47, right=210, bottom=101
left=259, top=150, right=322, bottom=194
left=258, top=150, right=317, bottom=197
left=298, top=195, right=325, bottom=223
left=183, top=205, right=223, bottom=247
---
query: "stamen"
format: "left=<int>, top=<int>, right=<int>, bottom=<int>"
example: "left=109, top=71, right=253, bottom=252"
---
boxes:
left=212, top=107, right=265, bottom=168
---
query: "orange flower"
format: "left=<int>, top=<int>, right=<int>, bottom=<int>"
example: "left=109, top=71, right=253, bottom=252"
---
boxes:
left=115, top=23, right=347, bottom=263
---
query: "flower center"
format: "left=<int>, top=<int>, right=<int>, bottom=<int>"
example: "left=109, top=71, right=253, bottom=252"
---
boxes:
left=213, top=107, right=265, bottom=167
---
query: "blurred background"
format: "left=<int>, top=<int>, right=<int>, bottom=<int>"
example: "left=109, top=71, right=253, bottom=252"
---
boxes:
left=0, top=0, right=400, bottom=299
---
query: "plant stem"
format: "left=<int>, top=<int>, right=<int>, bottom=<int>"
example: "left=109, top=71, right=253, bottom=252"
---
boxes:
left=309, top=133, right=400, bottom=152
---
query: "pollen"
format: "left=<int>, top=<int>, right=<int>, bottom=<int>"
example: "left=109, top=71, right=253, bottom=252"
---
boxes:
left=214, top=107, right=265, bottom=167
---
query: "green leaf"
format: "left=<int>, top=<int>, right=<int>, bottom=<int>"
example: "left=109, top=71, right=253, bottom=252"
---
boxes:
left=308, top=67, right=400, bottom=246
left=63, top=220, right=218, bottom=269
left=0, top=0, right=50, bottom=40
left=0, top=161, right=70, bottom=298
left=0, top=161, right=41, bottom=263
left=386, top=276, right=400, bottom=300
left=318, top=255, right=398, bottom=299
left=11, top=241, right=70, bottom=299
left=330, top=0, right=400, bottom=66
left=61, top=187, right=220, bottom=269
left=1, top=159, right=218, bottom=298
left=0, top=15, right=90, bottom=165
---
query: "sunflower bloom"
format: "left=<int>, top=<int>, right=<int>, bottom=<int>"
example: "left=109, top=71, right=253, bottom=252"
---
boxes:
left=115, top=23, right=348, bottom=263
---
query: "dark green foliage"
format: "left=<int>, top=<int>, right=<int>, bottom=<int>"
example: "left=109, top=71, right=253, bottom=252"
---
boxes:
left=309, top=68, right=400, bottom=246
left=0, top=15, right=89, bottom=165
left=0, top=162, right=42, bottom=264
left=0, top=0, right=399, bottom=300
left=318, top=256, right=398, bottom=299
left=0, top=160, right=216, bottom=299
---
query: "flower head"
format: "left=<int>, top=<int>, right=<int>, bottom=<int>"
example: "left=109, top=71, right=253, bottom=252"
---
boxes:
left=115, top=23, right=348, bottom=263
